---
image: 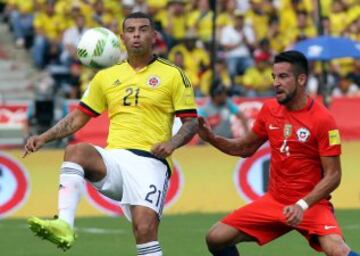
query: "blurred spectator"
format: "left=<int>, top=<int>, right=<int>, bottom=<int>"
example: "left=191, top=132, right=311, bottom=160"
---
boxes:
left=161, top=0, right=187, bottom=48
left=152, top=31, right=168, bottom=57
left=187, top=0, right=213, bottom=44
left=172, top=50, right=200, bottom=95
left=200, top=58, right=231, bottom=96
left=133, top=0, right=148, bottom=13
left=32, top=0, right=65, bottom=69
left=26, top=71, right=55, bottom=134
left=329, top=0, right=348, bottom=36
left=255, top=38, right=274, bottom=60
left=65, top=63, right=82, bottom=99
left=242, top=50, right=273, bottom=97
left=305, top=62, right=320, bottom=97
left=245, top=0, right=271, bottom=41
left=119, top=0, right=135, bottom=25
left=198, top=83, right=249, bottom=138
left=146, top=0, right=166, bottom=34
left=8, top=1, right=34, bottom=48
left=60, top=14, right=88, bottom=67
left=168, top=31, right=210, bottom=92
left=347, top=59, right=360, bottom=88
left=321, top=16, right=332, bottom=35
left=332, top=75, right=359, bottom=97
left=289, top=10, right=316, bottom=43
left=279, top=0, right=313, bottom=36
left=89, top=0, right=113, bottom=27
left=216, top=0, right=238, bottom=29
left=219, top=10, right=255, bottom=82
left=267, top=16, right=289, bottom=54
left=343, top=16, right=360, bottom=41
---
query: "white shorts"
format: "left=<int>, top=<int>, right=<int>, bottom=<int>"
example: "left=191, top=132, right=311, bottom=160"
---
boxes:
left=92, top=146, right=170, bottom=221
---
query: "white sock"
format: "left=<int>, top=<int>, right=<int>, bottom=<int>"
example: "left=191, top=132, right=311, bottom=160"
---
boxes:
left=136, top=241, right=162, bottom=256
left=58, top=161, right=85, bottom=228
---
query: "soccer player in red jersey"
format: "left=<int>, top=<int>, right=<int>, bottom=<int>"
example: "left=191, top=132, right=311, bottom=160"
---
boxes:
left=198, top=51, right=359, bottom=256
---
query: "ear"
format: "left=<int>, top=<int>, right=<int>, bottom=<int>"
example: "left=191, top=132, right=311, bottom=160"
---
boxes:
left=297, top=73, right=307, bottom=87
left=152, top=31, right=157, bottom=45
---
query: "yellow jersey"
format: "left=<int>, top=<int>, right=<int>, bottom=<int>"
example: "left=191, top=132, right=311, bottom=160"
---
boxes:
left=79, top=56, right=198, bottom=154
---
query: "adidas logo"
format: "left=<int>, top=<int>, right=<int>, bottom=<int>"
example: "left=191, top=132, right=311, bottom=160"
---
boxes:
left=113, top=79, right=121, bottom=86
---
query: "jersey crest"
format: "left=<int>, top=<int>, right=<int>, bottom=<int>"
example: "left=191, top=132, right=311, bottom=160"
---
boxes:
left=147, top=75, right=160, bottom=88
left=283, top=124, right=292, bottom=139
left=296, top=127, right=311, bottom=142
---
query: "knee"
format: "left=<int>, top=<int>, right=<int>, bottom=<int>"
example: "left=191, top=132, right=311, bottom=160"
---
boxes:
left=206, top=229, right=223, bottom=250
left=64, top=143, right=89, bottom=165
left=133, top=222, right=156, bottom=240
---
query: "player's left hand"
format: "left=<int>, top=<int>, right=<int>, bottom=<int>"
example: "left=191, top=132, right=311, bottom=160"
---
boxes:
left=151, top=142, right=175, bottom=159
left=283, top=204, right=304, bottom=227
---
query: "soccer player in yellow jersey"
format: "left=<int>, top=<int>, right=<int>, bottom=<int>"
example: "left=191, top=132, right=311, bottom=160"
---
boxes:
left=23, top=12, right=198, bottom=255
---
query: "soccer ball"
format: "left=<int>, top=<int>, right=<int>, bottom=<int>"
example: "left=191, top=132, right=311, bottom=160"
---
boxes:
left=77, top=27, right=123, bottom=68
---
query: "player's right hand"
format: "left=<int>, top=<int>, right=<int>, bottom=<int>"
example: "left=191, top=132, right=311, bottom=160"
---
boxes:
left=23, top=135, right=46, bottom=158
left=198, top=117, right=215, bottom=142
left=283, top=204, right=304, bottom=227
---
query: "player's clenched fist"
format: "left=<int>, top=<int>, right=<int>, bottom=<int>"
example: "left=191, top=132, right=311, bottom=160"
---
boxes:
left=283, top=204, right=304, bottom=227
left=23, top=135, right=46, bottom=158
left=151, top=142, right=175, bottom=159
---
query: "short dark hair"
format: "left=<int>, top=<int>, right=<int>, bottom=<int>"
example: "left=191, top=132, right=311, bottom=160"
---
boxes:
left=122, top=12, right=155, bottom=30
left=210, top=83, right=227, bottom=98
left=274, top=50, right=309, bottom=76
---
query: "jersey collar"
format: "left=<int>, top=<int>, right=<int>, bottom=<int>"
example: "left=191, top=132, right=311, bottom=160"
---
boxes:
left=126, top=55, right=158, bottom=73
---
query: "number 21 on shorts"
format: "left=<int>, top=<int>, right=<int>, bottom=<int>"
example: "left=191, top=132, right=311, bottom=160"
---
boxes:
left=145, top=184, right=162, bottom=207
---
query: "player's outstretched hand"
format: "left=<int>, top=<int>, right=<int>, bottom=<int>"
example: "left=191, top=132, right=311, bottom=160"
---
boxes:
left=198, top=117, right=215, bottom=142
left=23, top=135, right=46, bottom=158
left=283, top=204, right=304, bottom=227
left=151, top=142, right=175, bottom=159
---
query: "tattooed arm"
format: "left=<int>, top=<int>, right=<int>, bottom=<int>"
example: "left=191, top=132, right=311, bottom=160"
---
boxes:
left=23, top=109, right=91, bottom=157
left=151, top=117, right=198, bottom=159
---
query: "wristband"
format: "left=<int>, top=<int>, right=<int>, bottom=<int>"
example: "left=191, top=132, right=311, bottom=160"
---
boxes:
left=296, top=199, right=309, bottom=211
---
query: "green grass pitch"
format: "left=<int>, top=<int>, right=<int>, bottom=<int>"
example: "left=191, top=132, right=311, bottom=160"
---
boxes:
left=1, top=210, right=359, bottom=255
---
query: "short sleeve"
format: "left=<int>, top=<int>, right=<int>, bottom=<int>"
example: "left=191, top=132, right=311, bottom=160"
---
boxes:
left=252, top=103, right=268, bottom=139
left=226, top=99, right=239, bottom=115
left=197, top=107, right=207, bottom=117
left=172, top=69, right=197, bottom=118
left=316, top=115, right=341, bottom=156
left=79, top=72, right=107, bottom=117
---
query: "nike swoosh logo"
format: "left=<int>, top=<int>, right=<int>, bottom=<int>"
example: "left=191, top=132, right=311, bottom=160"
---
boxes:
left=269, top=124, right=280, bottom=130
left=324, top=225, right=337, bottom=230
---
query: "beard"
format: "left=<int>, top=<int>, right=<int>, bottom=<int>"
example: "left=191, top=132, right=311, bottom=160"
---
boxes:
left=277, top=86, right=297, bottom=105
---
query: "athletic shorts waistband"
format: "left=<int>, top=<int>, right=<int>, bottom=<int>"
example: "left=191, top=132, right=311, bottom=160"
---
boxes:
left=126, top=149, right=171, bottom=178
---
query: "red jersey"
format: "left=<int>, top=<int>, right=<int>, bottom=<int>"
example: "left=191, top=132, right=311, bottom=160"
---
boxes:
left=252, top=97, right=341, bottom=204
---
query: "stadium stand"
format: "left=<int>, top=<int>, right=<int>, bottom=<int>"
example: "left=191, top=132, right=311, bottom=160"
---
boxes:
left=0, top=0, right=359, bottom=147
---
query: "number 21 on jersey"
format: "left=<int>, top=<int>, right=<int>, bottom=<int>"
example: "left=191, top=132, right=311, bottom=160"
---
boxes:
left=123, top=87, right=140, bottom=106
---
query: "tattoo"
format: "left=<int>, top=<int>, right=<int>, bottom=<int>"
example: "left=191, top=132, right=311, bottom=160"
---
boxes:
left=42, top=113, right=78, bottom=142
left=169, top=118, right=198, bottom=149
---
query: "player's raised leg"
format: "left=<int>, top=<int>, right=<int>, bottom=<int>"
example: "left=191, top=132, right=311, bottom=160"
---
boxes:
left=131, top=206, right=162, bottom=256
left=28, top=143, right=107, bottom=251
left=206, top=222, right=256, bottom=256
left=319, top=234, right=359, bottom=256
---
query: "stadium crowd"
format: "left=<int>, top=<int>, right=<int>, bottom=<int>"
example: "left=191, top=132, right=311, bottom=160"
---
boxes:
left=1, top=0, right=360, bottom=100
